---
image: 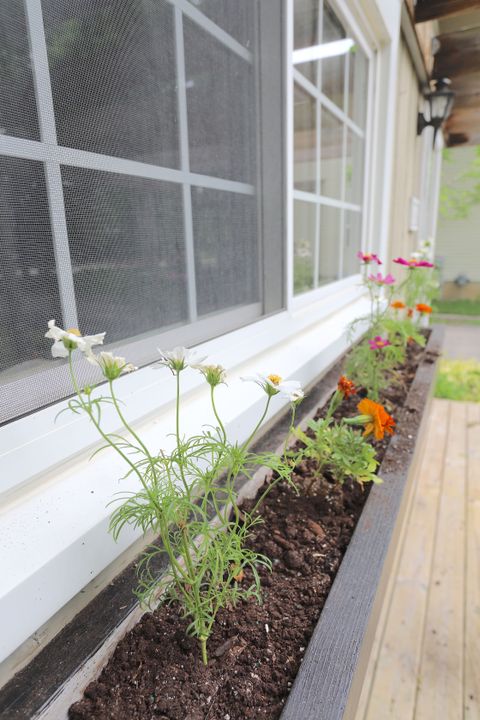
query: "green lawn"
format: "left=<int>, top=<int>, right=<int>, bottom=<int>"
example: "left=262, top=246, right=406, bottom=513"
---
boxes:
left=435, top=359, right=480, bottom=402
left=433, top=298, right=480, bottom=316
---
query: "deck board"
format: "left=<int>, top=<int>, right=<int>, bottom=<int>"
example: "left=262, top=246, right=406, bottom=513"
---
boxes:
left=355, top=399, right=476, bottom=720
left=465, top=402, right=480, bottom=720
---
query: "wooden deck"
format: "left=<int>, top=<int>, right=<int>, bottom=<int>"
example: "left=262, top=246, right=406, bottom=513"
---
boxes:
left=355, top=399, right=480, bottom=720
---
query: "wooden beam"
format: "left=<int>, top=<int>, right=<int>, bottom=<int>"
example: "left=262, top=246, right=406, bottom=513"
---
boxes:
left=415, top=0, right=480, bottom=24
left=433, top=28, right=480, bottom=77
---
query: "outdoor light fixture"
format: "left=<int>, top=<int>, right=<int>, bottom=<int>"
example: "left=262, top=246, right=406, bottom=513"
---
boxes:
left=417, top=78, right=454, bottom=144
left=293, top=38, right=355, bottom=65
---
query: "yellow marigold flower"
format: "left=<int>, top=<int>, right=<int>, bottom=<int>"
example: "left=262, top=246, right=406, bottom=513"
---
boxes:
left=357, top=398, right=395, bottom=441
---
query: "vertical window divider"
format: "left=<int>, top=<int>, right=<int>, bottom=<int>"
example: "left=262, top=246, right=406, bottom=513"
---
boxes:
left=314, top=0, right=323, bottom=291
left=24, top=0, right=78, bottom=330
left=174, top=5, right=197, bottom=324
left=338, top=46, right=349, bottom=279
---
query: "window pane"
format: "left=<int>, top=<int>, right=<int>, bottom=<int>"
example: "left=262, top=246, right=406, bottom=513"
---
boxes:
left=0, top=157, right=61, bottom=375
left=184, top=18, right=256, bottom=183
left=342, top=209, right=362, bottom=276
left=294, top=84, right=317, bottom=193
left=318, top=204, right=340, bottom=285
left=348, top=46, right=368, bottom=129
left=187, top=0, right=256, bottom=48
left=0, top=2, right=40, bottom=141
left=321, top=2, right=346, bottom=110
left=294, top=200, right=316, bottom=295
left=345, top=131, right=364, bottom=205
left=42, top=0, right=180, bottom=167
left=320, top=108, right=343, bottom=199
left=62, top=167, right=188, bottom=343
left=294, top=0, right=319, bottom=85
left=192, top=188, right=259, bottom=316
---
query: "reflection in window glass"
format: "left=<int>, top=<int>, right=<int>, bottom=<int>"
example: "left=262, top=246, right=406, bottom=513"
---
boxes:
left=342, top=210, right=362, bottom=276
left=184, top=18, right=256, bottom=183
left=321, top=1, right=346, bottom=110
left=294, top=201, right=316, bottom=295
left=0, top=157, right=61, bottom=373
left=192, top=188, right=259, bottom=316
left=345, top=131, right=365, bottom=205
left=293, top=0, right=319, bottom=85
left=320, top=108, right=343, bottom=200
left=294, top=84, right=317, bottom=193
left=318, top=205, right=340, bottom=285
left=293, top=0, right=369, bottom=296
left=43, top=0, right=180, bottom=167
left=348, top=46, right=368, bottom=128
left=0, top=3, right=40, bottom=141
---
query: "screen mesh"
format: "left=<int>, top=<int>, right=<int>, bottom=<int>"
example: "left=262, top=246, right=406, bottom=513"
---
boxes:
left=63, top=166, right=188, bottom=340
left=0, top=0, right=285, bottom=424
left=42, top=0, right=180, bottom=167
left=0, top=2, right=40, bottom=141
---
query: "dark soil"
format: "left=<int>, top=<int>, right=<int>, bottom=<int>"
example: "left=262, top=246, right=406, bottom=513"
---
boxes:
left=69, top=341, right=426, bottom=720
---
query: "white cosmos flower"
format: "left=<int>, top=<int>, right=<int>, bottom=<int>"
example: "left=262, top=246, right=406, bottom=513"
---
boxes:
left=157, top=346, right=208, bottom=373
left=87, top=351, right=136, bottom=380
left=193, top=363, right=227, bottom=387
left=242, top=373, right=304, bottom=402
left=45, top=320, right=106, bottom=359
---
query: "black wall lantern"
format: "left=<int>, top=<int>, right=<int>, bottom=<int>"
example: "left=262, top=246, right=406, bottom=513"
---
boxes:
left=417, top=78, right=454, bottom=144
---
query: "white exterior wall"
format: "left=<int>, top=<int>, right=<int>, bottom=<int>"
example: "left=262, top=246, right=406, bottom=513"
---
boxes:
left=0, top=0, right=404, bottom=679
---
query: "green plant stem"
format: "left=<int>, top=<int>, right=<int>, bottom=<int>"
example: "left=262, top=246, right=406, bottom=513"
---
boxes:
left=68, top=354, right=148, bottom=493
left=241, top=395, right=272, bottom=452
left=200, top=636, right=208, bottom=665
left=210, top=385, right=226, bottom=442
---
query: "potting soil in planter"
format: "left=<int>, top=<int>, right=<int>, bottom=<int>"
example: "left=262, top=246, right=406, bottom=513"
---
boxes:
left=69, top=340, right=426, bottom=720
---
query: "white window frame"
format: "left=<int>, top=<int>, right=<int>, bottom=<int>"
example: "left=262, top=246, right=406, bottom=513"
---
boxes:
left=0, top=0, right=280, bottom=424
left=288, top=0, right=376, bottom=310
left=0, top=0, right=378, bottom=496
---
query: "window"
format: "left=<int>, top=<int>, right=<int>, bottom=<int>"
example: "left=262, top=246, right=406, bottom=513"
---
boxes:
left=0, top=0, right=284, bottom=424
left=293, top=0, right=369, bottom=295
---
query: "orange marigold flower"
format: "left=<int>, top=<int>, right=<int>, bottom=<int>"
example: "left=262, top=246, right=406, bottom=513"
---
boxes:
left=357, top=398, right=395, bottom=441
left=407, top=308, right=414, bottom=318
left=391, top=300, right=406, bottom=310
left=338, top=375, right=357, bottom=398
left=416, top=303, right=432, bottom=314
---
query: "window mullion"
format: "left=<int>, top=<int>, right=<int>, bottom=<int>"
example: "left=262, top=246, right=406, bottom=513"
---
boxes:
left=338, top=49, right=349, bottom=279
left=174, top=6, right=197, bottom=323
left=24, top=0, right=78, bottom=329
left=314, top=0, right=323, bottom=290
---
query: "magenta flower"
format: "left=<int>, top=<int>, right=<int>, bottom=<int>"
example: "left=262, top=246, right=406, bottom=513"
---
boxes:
left=357, top=251, right=382, bottom=265
left=393, top=257, right=434, bottom=268
left=368, top=336, right=392, bottom=351
left=368, top=272, right=395, bottom=286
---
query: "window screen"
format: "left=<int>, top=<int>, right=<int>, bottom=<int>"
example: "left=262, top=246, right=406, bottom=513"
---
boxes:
left=0, top=0, right=284, bottom=424
left=293, top=0, right=369, bottom=294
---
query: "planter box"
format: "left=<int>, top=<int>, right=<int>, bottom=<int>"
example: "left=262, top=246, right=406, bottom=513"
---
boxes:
left=0, top=327, right=443, bottom=720
left=281, top=325, right=443, bottom=720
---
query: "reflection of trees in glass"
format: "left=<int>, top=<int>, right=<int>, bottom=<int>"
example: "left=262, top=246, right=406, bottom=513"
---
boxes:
left=0, top=3, right=39, bottom=139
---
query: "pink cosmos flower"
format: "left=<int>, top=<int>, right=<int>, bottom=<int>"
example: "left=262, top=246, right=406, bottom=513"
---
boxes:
left=393, top=257, right=434, bottom=268
left=368, top=272, right=395, bottom=286
left=357, top=251, right=382, bottom=265
left=368, top=336, right=392, bottom=350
